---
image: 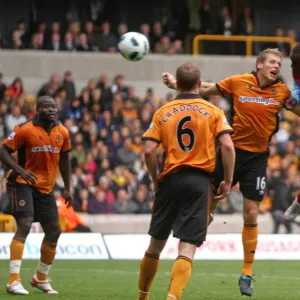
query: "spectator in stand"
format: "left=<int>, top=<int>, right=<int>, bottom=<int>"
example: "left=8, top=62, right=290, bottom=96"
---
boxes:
left=56, top=190, right=92, bottom=232
left=85, top=21, right=100, bottom=51
left=199, top=0, right=214, bottom=34
left=155, top=35, right=172, bottom=54
left=1, top=68, right=300, bottom=222
left=48, top=22, right=61, bottom=41
left=6, top=77, right=24, bottom=100
left=15, top=19, right=30, bottom=46
left=88, top=190, right=113, bottom=214
left=62, top=71, right=76, bottom=103
left=97, top=73, right=113, bottom=110
left=140, top=23, right=151, bottom=46
left=0, top=73, right=7, bottom=100
left=98, top=22, right=118, bottom=52
left=168, top=39, right=184, bottom=54
left=68, top=22, right=81, bottom=46
left=29, top=33, right=42, bottom=50
left=7, top=30, right=25, bottom=50
left=38, top=73, right=61, bottom=97
left=76, top=33, right=91, bottom=51
left=62, top=32, right=76, bottom=51
left=114, top=189, right=138, bottom=214
left=151, top=21, right=163, bottom=51
left=118, top=23, right=128, bottom=39
left=46, top=33, right=62, bottom=51
left=111, top=74, right=128, bottom=100
left=117, top=137, right=137, bottom=170
left=5, top=105, right=27, bottom=133
left=237, top=5, right=254, bottom=36
left=35, top=22, right=47, bottom=49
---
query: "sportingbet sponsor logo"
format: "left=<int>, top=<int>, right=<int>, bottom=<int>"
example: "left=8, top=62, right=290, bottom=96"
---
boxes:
left=0, top=233, right=109, bottom=260
left=104, top=234, right=300, bottom=260
left=32, top=145, right=61, bottom=153
left=239, top=96, right=280, bottom=106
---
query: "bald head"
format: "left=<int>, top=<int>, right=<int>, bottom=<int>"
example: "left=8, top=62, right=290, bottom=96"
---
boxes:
left=37, top=95, right=55, bottom=109
left=176, top=62, right=201, bottom=92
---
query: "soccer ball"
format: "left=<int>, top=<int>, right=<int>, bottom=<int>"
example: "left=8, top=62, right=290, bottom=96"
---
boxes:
left=118, top=32, right=149, bottom=62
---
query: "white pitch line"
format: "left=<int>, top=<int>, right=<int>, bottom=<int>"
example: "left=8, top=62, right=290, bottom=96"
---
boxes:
left=5, top=268, right=299, bottom=281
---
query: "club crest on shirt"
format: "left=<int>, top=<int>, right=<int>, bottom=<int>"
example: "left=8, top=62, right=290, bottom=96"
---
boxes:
left=270, top=88, right=277, bottom=95
left=19, top=200, right=25, bottom=207
left=56, top=135, right=62, bottom=142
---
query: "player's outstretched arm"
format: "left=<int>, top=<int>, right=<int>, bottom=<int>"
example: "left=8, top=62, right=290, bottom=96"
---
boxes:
left=214, top=133, right=235, bottom=200
left=290, top=103, right=300, bottom=116
left=0, top=145, right=37, bottom=184
left=144, top=140, right=159, bottom=191
left=162, top=72, right=220, bottom=97
left=199, top=82, right=220, bottom=97
left=59, top=151, right=73, bottom=207
left=162, top=72, right=177, bottom=90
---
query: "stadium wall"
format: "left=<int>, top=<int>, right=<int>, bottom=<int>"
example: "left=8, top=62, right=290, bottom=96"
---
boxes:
left=1, top=232, right=300, bottom=260
left=78, top=214, right=300, bottom=234
left=0, top=51, right=294, bottom=98
left=27, top=214, right=300, bottom=235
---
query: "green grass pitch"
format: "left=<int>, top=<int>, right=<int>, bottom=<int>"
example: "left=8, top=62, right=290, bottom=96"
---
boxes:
left=1, top=260, right=300, bottom=299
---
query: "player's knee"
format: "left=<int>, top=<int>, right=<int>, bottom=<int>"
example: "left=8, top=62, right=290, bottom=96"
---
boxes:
left=148, top=237, right=166, bottom=255
left=44, top=224, right=62, bottom=243
left=16, top=217, right=34, bottom=238
left=178, top=240, right=199, bottom=260
left=244, top=207, right=258, bottom=222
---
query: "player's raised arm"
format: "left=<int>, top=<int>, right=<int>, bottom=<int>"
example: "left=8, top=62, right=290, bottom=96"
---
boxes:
left=162, top=72, right=177, bottom=90
left=162, top=72, right=220, bottom=97
left=199, top=81, right=220, bottom=97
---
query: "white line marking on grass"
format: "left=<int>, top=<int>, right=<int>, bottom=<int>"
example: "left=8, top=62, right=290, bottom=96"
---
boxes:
left=8, top=268, right=300, bottom=281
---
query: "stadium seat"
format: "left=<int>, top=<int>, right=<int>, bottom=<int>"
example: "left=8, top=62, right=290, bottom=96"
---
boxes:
left=0, top=213, right=16, bottom=232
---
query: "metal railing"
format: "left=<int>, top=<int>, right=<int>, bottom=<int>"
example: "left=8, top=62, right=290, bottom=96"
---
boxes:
left=193, top=34, right=296, bottom=56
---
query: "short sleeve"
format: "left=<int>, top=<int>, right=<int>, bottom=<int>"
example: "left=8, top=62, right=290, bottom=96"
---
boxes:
left=4, top=126, right=26, bottom=152
left=61, top=129, right=72, bottom=153
left=215, top=110, right=234, bottom=138
left=142, top=112, right=161, bottom=144
left=217, top=75, right=235, bottom=95
left=291, top=80, right=300, bottom=103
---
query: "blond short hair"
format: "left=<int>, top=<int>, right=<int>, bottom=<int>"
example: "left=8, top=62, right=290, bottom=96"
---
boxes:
left=256, top=48, right=283, bottom=69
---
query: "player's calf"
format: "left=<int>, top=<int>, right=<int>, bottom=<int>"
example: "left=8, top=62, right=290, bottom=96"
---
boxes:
left=138, top=238, right=165, bottom=300
left=8, top=217, right=33, bottom=288
left=35, top=223, right=61, bottom=281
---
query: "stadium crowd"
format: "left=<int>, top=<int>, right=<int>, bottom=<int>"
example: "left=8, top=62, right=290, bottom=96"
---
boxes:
left=0, top=2, right=296, bottom=56
left=0, top=70, right=299, bottom=228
